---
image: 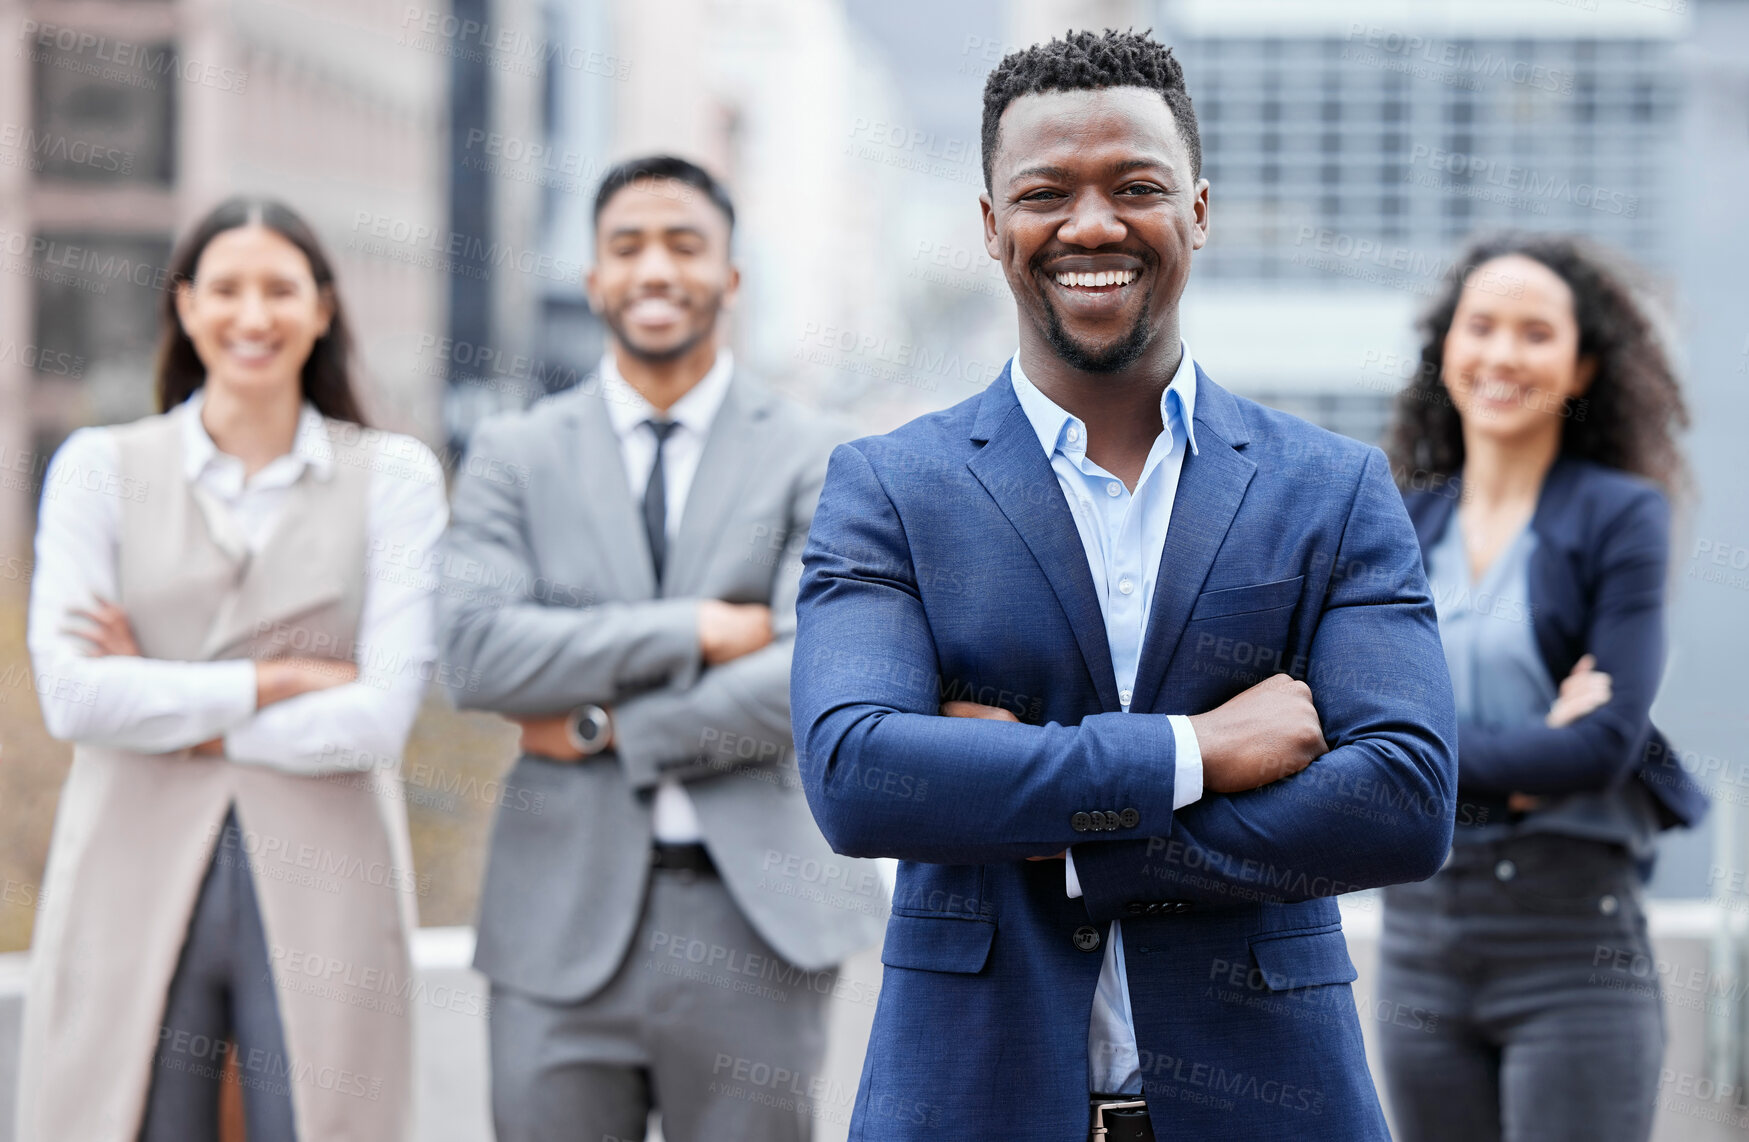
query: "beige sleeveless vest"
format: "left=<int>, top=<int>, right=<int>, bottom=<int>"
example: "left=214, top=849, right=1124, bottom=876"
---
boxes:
left=17, top=411, right=415, bottom=1142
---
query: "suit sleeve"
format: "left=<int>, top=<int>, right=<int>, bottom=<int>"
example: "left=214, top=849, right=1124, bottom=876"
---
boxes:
left=1070, top=447, right=1458, bottom=920
left=609, top=424, right=829, bottom=790
left=436, top=415, right=701, bottom=714
left=1453, top=485, right=1670, bottom=796
left=792, top=442, right=1184, bottom=865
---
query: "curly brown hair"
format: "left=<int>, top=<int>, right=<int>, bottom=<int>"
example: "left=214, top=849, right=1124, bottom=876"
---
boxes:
left=1384, top=232, right=1687, bottom=496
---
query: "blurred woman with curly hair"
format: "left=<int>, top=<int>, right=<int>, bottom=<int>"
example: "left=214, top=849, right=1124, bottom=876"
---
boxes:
left=1377, top=232, right=1706, bottom=1142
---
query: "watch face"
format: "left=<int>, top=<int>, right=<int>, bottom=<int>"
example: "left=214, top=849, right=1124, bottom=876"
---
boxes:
left=571, top=706, right=607, bottom=752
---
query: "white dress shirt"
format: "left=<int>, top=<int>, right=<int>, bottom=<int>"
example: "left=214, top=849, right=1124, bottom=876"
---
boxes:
left=27, top=389, right=448, bottom=773
left=1009, top=346, right=1205, bottom=1096
left=597, top=349, right=735, bottom=843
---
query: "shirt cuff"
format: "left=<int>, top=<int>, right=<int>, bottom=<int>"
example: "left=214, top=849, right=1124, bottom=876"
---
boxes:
left=200, top=659, right=262, bottom=746
left=1065, top=848, right=1083, bottom=899
left=1168, top=714, right=1203, bottom=811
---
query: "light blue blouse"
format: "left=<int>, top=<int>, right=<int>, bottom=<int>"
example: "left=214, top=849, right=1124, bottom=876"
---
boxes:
left=1425, top=514, right=1659, bottom=857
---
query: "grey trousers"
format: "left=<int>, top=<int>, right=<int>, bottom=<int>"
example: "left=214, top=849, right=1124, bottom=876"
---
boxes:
left=1377, top=834, right=1665, bottom=1142
left=488, top=865, right=835, bottom=1142
left=139, top=806, right=298, bottom=1142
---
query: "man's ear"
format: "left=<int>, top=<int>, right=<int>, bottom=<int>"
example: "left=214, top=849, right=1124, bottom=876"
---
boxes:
left=1191, top=177, right=1211, bottom=251
left=721, top=262, right=741, bottom=312
left=584, top=264, right=602, bottom=315
left=979, top=192, right=1000, bottom=260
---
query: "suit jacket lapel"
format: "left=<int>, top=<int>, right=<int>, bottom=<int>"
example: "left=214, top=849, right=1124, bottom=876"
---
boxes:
left=564, top=383, right=657, bottom=599
left=966, top=367, right=1121, bottom=711
left=1131, top=371, right=1257, bottom=712
left=665, top=376, right=768, bottom=598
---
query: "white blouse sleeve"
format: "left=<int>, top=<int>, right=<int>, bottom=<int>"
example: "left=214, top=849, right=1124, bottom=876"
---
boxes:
left=223, top=437, right=449, bottom=775
left=26, top=428, right=259, bottom=751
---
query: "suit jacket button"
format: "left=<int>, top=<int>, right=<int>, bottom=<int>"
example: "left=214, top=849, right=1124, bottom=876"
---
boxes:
left=1146, top=902, right=1164, bottom=915
left=1119, top=808, right=1140, bottom=829
left=1100, top=810, right=1117, bottom=830
left=1126, top=902, right=1146, bottom=917
left=1073, top=925, right=1102, bottom=952
left=1072, top=812, right=1092, bottom=832
left=1174, top=902, right=1192, bottom=914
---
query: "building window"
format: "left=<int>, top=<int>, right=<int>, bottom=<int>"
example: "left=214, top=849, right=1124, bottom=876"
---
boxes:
left=28, top=36, right=176, bottom=185
left=32, top=232, right=174, bottom=425
left=1173, top=32, right=1674, bottom=284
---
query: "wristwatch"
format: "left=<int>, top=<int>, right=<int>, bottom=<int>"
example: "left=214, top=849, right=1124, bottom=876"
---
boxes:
left=565, top=704, right=614, bottom=756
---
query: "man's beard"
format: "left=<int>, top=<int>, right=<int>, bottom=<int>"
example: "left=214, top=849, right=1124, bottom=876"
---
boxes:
left=603, top=291, right=721, bottom=364
left=1030, top=257, right=1157, bottom=374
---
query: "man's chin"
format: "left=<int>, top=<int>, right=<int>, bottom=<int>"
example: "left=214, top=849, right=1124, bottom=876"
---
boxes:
left=1043, top=323, right=1154, bottom=374
left=1029, top=285, right=1156, bottom=374
left=613, top=330, right=706, bottom=365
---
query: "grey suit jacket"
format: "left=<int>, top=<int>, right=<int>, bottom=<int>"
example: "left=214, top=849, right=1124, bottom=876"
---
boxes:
left=439, top=371, right=887, bottom=1003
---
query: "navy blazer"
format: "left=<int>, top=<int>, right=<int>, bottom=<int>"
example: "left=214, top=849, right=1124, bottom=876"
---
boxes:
left=793, top=364, right=1457, bottom=1141
left=1404, top=457, right=1708, bottom=830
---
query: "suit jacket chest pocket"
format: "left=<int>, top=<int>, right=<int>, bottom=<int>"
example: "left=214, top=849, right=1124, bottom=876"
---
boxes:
left=1182, top=575, right=1303, bottom=689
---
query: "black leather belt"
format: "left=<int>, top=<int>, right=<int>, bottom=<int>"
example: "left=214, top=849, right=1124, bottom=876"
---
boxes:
left=1089, top=1096, right=1154, bottom=1142
left=651, top=842, right=716, bottom=876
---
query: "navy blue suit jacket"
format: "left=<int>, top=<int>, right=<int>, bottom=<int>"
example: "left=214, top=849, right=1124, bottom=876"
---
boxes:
left=1404, top=457, right=1707, bottom=831
left=792, top=365, right=1458, bottom=1141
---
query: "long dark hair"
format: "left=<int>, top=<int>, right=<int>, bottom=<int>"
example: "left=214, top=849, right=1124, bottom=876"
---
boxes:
left=1385, top=232, right=1687, bottom=496
left=155, top=196, right=366, bottom=424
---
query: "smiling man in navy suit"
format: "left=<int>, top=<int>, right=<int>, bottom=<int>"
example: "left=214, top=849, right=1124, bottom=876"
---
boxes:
left=792, top=29, right=1458, bottom=1142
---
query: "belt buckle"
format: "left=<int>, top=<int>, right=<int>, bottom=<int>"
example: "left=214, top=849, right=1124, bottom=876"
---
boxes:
left=1090, top=1097, right=1149, bottom=1140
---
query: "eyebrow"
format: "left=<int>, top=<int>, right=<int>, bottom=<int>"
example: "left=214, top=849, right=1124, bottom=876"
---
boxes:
left=605, top=224, right=709, bottom=242
left=1007, top=157, right=1170, bottom=185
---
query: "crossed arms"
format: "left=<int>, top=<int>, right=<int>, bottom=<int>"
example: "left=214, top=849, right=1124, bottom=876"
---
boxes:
left=437, top=413, right=821, bottom=787
left=791, top=442, right=1458, bottom=918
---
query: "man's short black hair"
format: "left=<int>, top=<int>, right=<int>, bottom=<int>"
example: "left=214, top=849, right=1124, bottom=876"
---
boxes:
left=980, top=29, right=1201, bottom=192
left=592, top=154, right=736, bottom=233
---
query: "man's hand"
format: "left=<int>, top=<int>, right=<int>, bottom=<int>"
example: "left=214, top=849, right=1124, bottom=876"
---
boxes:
left=698, top=600, right=774, bottom=665
left=939, top=700, right=1065, bottom=858
left=940, top=700, right=1018, bottom=722
left=509, top=713, right=595, bottom=761
left=1190, top=673, right=1328, bottom=794
left=1546, top=654, right=1611, bottom=728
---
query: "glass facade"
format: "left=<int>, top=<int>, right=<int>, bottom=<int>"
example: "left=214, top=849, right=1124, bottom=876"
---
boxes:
left=1175, top=35, right=1675, bottom=289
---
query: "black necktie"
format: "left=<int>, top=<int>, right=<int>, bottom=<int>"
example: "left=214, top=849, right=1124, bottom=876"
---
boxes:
left=642, top=419, right=681, bottom=590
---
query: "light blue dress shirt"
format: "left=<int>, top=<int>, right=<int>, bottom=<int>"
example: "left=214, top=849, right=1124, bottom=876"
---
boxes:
left=1009, top=347, right=1206, bottom=1095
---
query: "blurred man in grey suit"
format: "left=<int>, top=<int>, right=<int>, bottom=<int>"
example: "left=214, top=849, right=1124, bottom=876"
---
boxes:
left=439, top=155, right=885, bottom=1142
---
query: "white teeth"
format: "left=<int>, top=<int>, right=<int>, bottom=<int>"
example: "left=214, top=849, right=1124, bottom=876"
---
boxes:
left=1053, top=269, right=1138, bottom=288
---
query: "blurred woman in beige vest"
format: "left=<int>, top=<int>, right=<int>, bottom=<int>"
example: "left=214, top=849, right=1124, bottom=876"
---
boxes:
left=19, top=197, right=447, bottom=1142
